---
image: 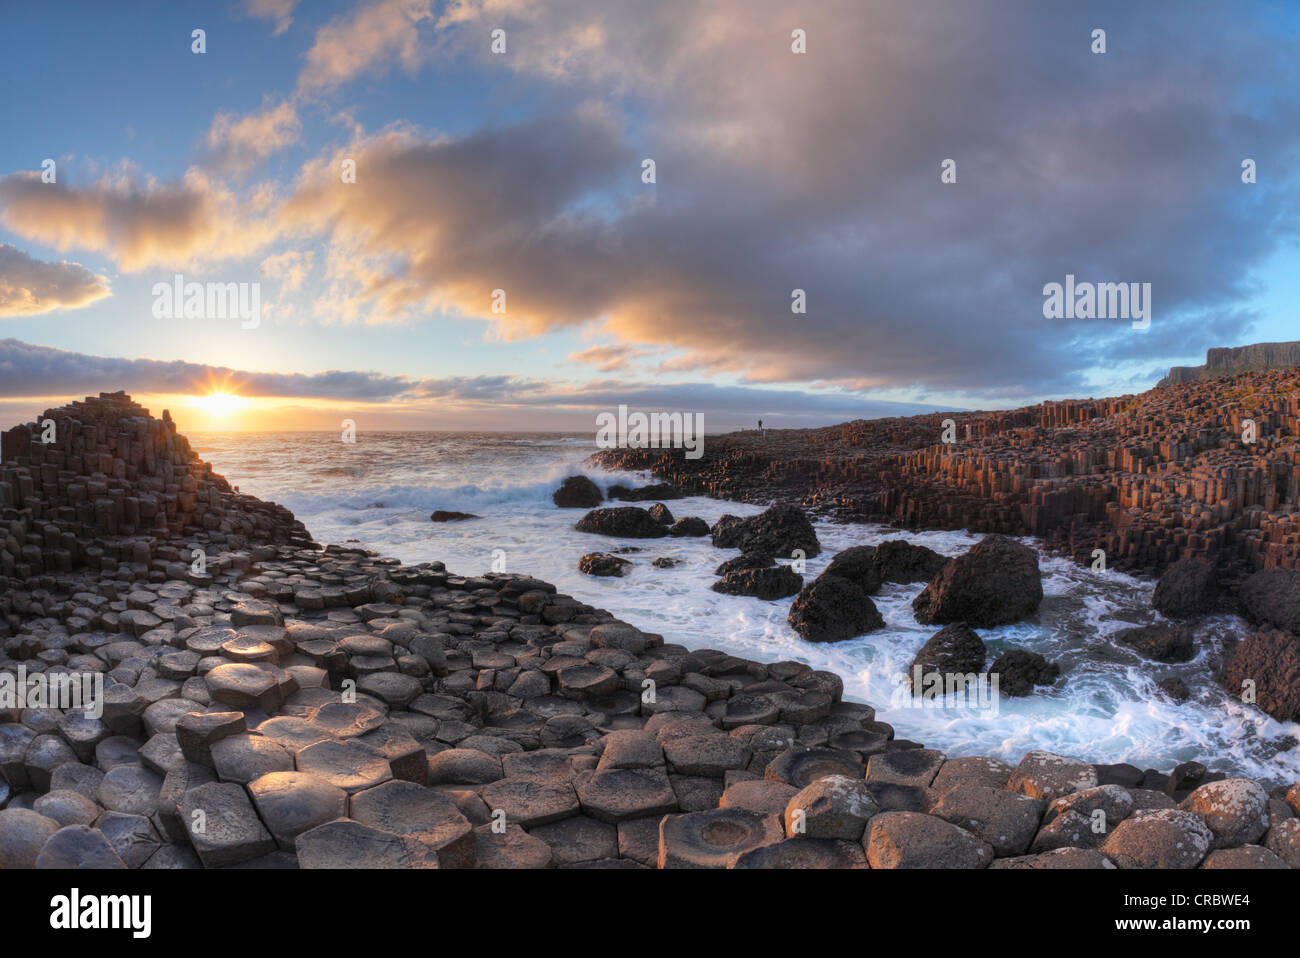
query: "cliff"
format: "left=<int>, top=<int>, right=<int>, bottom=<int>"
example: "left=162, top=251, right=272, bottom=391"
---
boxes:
left=1158, top=341, right=1300, bottom=387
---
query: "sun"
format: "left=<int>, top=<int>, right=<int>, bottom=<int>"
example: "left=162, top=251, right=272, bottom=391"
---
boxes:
left=195, top=392, right=246, bottom=417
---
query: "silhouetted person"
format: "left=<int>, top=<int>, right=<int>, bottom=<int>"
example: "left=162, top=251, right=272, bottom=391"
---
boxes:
left=758, top=419, right=764, bottom=437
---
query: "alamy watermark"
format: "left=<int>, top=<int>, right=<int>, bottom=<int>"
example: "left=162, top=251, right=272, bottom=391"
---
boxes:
left=1043, top=274, right=1150, bottom=330
left=152, top=273, right=260, bottom=329
left=0, top=666, right=103, bottom=718
left=596, top=405, right=704, bottom=459
left=894, top=668, right=1000, bottom=716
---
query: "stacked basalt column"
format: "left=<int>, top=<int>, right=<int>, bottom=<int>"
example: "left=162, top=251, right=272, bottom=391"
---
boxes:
left=0, top=392, right=315, bottom=585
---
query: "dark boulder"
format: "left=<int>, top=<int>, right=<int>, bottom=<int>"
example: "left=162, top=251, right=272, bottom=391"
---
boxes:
left=430, top=510, right=479, bottom=522
left=647, top=503, right=675, bottom=525
left=709, top=504, right=821, bottom=559
left=1157, top=677, right=1190, bottom=702
left=612, top=483, right=682, bottom=501
left=1221, top=629, right=1300, bottom=721
left=821, top=547, right=882, bottom=595
left=712, top=566, right=804, bottom=600
left=579, top=553, right=632, bottom=577
left=1152, top=558, right=1223, bottom=618
left=788, top=575, right=885, bottom=642
left=912, top=536, right=1043, bottom=628
left=575, top=507, right=668, bottom=539
left=669, top=517, right=710, bottom=537
left=990, top=649, right=1060, bottom=696
left=652, top=557, right=679, bottom=568
left=1115, top=625, right=1195, bottom=663
left=553, top=476, right=604, bottom=508
left=873, top=540, right=949, bottom=584
left=715, top=553, right=775, bottom=576
left=1237, top=569, right=1300, bottom=635
left=908, top=624, right=987, bottom=690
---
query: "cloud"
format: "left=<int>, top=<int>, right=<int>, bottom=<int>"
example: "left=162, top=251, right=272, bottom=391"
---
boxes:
left=0, top=338, right=948, bottom=426
left=205, top=98, right=302, bottom=171
left=298, top=0, right=433, bottom=93
left=280, top=106, right=631, bottom=326
left=0, top=245, right=111, bottom=317
left=243, top=0, right=300, bottom=36
left=566, top=343, right=651, bottom=372
left=260, top=249, right=314, bottom=292
left=0, top=168, right=284, bottom=272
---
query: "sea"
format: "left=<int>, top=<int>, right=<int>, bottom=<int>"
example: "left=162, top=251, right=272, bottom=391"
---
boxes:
left=189, top=430, right=1300, bottom=786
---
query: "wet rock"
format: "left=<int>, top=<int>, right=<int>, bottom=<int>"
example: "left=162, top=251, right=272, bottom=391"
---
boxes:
left=871, top=540, right=949, bottom=584
left=1236, top=568, right=1300, bottom=633
left=578, top=552, right=632, bottom=577
left=912, top=536, right=1043, bottom=628
left=575, top=507, right=668, bottom=539
left=1221, top=629, right=1300, bottom=721
left=1152, top=558, right=1224, bottom=618
left=1157, top=677, right=1190, bottom=702
left=990, top=649, right=1061, bottom=696
left=647, top=503, right=674, bottom=525
left=864, top=811, right=993, bottom=869
left=908, top=624, right=986, bottom=689
left=1115, top=625, right=1195, bottom=663
left=553, top=475, right=604, bottom=508
left=715, top=552, right=776, bottom=575
left=711, top=566, right=803, bottom=600
left=820, top=546, right=882, bottom=594
left=787, top=574, right=885, bottom=642
left=669, top=517, right=710, bottom=537
left=709, top=504, right=821, bottom=559
left=612, top=482, right=681, bottom=501
left=430, top=511, right=479, bottom=522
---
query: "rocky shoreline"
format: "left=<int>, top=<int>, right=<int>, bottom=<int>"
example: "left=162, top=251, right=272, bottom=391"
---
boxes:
left=591, top=366, right=1300, bottom=588
left=0, top=393, right=1297, bottom=869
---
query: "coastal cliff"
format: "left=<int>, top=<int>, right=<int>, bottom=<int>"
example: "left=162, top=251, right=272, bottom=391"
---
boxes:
left=1158, top=341, right=1300, bottom=387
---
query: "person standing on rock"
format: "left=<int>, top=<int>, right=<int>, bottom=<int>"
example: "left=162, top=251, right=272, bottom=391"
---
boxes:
left=758, top=419, right=764, bottom=437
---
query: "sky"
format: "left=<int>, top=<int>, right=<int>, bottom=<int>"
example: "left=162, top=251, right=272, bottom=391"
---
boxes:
left=0, top=0, right=1298, bottom=433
